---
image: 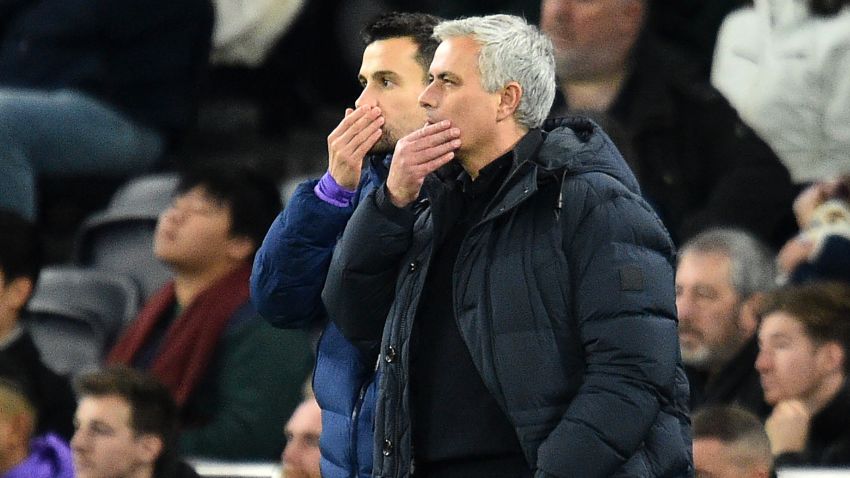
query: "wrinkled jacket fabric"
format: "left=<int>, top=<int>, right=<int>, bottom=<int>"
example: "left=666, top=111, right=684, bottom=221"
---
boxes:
left=324, top=118, right=693, bottom=478
left=251, top=157, right=389, bottom=478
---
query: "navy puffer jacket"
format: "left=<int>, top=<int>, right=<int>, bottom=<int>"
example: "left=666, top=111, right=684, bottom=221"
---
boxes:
left=324, top=117, right=693, bottom=477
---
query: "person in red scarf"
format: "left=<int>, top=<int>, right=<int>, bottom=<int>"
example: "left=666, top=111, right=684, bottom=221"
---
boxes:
left=108, top=166, right=313, bottom=461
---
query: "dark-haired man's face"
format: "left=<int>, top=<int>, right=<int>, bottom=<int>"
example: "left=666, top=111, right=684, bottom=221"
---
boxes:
left=0, top=271, right=32, bottom=338
left=355, top=37, right=429, bottom=154
left=72, top=394, right=160, bottom=478
left=154, top=186, right=252, bottom=274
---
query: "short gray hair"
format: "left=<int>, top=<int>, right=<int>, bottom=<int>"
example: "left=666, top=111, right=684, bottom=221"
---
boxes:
left=679, top=228, right=776, bottom=299
left=433, top=15, right=556, bottom=129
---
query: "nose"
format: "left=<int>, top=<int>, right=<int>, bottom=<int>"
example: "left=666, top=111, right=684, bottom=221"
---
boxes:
left=355, top=86, right=375, bottom=109
left=70, top=429, right=87, bottom=452
left=418, top=81, right=437, bottom=109
left=675, top=292, right=693, bottom=325
left=282, top=441, right=300, bottom=467
left=755, top=348, right=771, bottom=373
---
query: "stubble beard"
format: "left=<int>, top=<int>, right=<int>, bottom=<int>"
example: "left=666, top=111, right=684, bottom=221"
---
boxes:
left=369, top=128, right=398, bottom=156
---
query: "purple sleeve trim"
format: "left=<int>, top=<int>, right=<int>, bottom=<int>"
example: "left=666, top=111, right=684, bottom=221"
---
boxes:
left=314, top=172, right=357, bottom=208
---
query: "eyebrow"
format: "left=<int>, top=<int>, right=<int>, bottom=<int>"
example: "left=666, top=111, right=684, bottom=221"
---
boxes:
left=434, top=71, right=461, bottom=83
left=361, top=70, right=401, bottom=82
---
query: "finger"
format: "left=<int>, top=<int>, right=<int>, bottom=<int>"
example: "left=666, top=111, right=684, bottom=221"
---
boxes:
left=413, top=151, right=456, bottom=177
left=339, top=107, right=383, bottom=146
left=418, top=137, right=461, bottom=159
left=403, top=120, right=453, bottom=142
left=331, top=106, right=379, bottom=140
left=411, top=127, right=461, bottom=151
left=352, top=129, right=384, bottom=159
left=345, top=115, right=384, bottom=151
left=345, top=108, right=354, bottom=116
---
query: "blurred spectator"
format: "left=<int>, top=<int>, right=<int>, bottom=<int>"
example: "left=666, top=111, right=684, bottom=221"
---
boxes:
left=0, top=377, right=74, bottom=478
left=281, top=384, right=321, bottom=478
left=712, top=0, right=850, bottom=185
left=647, top=0, right=743, bottom=77
left=0, top=0, right=214, bottom=221
left=540, top=0, right=796, bottom=246
left=107, top=167, right=313, bottom=460
left=692, top=405, right=773, bottom=478
left=71, top=366, right=198, bottom=478
left=0, top=210, right=76, bottom=440
left=211, top=0, right=305, bottom=67
left=756, top=281, right=850, bottom=466
left=677, top=228, right=774, bottom=418
left=777, top=174, right=850, bottom=284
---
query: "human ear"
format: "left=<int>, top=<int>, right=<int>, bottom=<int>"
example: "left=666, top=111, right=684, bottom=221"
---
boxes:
left=496, top=82, right=523, bottom=122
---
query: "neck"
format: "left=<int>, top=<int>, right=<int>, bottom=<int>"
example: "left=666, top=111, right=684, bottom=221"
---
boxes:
left=806, top=373, right=845, bottom=415
left=461, top=122, right=527, bottom=180
left=561, top=69, right=627, bottom=112
left=172, top=261, right=243, bottom=308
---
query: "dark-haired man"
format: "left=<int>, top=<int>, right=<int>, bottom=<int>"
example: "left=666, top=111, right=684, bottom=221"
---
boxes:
left=757, top=281, right=850, bottom=466
left=692, top=406, right=773, bottom=478
left=0, top=209, right=76, bottom=440
left=251, top=12, right=441, bottom=478
left=72, top=366, right=196, bottom=478
left=108, top=168, right=313, bottom=460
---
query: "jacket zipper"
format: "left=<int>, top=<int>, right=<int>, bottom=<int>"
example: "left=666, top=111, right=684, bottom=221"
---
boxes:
left=350, top=378, right=369, bottom=478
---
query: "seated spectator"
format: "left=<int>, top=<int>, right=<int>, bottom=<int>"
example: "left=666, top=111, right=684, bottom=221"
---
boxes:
left=0, top=0, right=215, bottom=221
left=107, top=167, right=313, bottom=460
left=712, top=0, right=850, bottom=185
left=0, top=210, right=76, bottom=440
left=692, top=405, right=773, bottom=478
left=281, top=383, right=321, bottom=478
left=777, top=174, right=850, bottom=285
left=540, top=0, right=796, bottom=246
left=0, top=377, right=74, bottom=478
left=756, top=281, right=850, bottom=466
left=71, top=366, right=198, bottom=478
left=210, top=0, right=305, bottom=67
left=676, top=228, right=774, bottom=418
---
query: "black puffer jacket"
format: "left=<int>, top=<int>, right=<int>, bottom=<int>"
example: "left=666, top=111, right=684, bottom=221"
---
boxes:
left=324, top=117, right=693, bottom=477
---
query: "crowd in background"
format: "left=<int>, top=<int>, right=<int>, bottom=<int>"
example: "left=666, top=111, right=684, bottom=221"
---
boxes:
left=1, top=0, right=850, bottom=477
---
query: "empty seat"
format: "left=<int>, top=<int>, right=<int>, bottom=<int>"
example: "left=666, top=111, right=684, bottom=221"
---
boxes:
left=24, top=266, right=141, bottom=377
left=74, top=173, right=178, bottom=301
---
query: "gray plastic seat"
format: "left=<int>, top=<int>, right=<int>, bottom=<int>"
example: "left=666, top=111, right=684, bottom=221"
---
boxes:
left=74, top=173, right=178, bottom=301
left=23, top=266, right=141, bottom=377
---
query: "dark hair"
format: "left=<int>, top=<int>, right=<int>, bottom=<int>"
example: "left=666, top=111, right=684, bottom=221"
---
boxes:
left=361, top=12, right=442, bottom=74
left=760, top=281, right=850, bottom=372
left=75, top=366, right=179, bottom=474
left=0, top=209, right=41, bottom=285
left=176, top=166, right=282, bottom=254
left=692, top=405, right=772, bottom=468
left=810, top=0, right=850, bottom=16
left=693, top=405, right=766, bottom=442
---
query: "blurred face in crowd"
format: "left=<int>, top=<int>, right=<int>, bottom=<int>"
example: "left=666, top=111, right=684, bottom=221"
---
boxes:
left=0, top=269, right=33, bottom=337
left=355, top=36, right=429, bottom=154
left=693, top=438, right=771, bottom=478
left=281, top=398, right=322, bottom=478
left=72, top=395, right=161, bottom=478
left=676, top=251, right=749, bottom=370
left=154, top=186, right=251, bottom=274
left=418, top=35, right=506, bottom=165
left=0, top=387, right=34, bottom=475
left=540, top=0, right=644, bottom=81
left=756, top=312, right=843, bottom=407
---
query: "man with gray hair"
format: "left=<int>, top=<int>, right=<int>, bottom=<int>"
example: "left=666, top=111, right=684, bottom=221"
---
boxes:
left=676, top=228, right=775, bottom=418
left=324, top=14, right=692, bottom=477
